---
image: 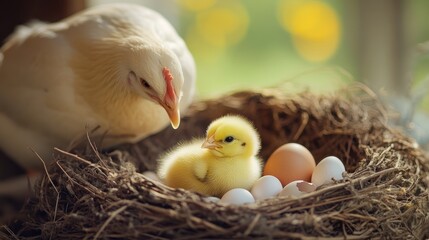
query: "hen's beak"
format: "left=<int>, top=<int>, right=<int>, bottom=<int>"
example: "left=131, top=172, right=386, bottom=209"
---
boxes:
left=161, top=100, right=180, bottom=129
left=155, top=95, right=180, bottom=129
left=201, top=135, right=221, bottom=149
left=168, top=108, right=180, bottom=129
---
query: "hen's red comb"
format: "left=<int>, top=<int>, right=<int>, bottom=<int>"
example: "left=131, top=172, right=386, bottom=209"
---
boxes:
left=163, top=67, right=176, bottom=103
left=163, top=67, right=174, bottom=82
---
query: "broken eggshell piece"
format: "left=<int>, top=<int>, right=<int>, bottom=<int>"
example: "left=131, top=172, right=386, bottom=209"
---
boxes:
left=278, top=180, right=316, bottom=198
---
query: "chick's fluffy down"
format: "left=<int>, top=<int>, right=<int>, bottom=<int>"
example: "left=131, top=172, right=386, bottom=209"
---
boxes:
left=157, top=140, right=261, bottom=197
left=157, top=115, right=262, bottom=197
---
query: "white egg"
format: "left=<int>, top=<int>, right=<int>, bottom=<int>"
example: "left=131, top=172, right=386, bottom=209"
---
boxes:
left=278, top=180, right=316, bottom=198
left=219, top=188, right=255, bottom=205
left=142, top=171, right=161, bottom=182
left=250, top=175, right=283, bottom=200
left=311, top=156, right=346, bottom=186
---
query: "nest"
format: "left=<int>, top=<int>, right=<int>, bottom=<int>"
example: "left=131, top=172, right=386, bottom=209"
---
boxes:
left=3, top=87, right=429, bottom=239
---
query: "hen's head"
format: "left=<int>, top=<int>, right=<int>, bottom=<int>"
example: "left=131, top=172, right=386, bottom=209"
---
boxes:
left=125, top=42, right=184, bottom=129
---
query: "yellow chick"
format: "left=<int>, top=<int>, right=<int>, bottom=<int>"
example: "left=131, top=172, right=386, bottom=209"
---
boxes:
left=157, top=115, right=262, bottom=197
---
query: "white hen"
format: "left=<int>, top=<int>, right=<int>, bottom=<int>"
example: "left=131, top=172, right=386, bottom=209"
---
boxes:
left=0, top=3, right=196, bottom=171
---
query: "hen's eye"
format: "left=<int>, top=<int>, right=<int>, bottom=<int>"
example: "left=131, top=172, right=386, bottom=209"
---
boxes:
left=224, top=136, right=234, bottom=143
left=140, top=78, right=151, bottom=89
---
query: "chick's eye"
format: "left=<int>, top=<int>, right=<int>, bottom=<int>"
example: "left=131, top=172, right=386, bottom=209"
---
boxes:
left=224, top=136, right=234, bottom=143
left=140, top=78, right=151, bottom=89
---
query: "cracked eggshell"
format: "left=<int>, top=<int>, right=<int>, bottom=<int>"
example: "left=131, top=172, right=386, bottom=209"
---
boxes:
left=278, top=180, right=316, bottom=198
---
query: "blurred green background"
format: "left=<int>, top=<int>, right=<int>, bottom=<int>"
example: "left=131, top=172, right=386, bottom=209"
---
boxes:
left=176, top=0, right=354, bottom=97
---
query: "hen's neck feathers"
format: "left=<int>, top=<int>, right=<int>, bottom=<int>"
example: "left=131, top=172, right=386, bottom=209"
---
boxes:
left=72, top=39, right=130, bottom=108
left=70, top=36, right=165, bottom=135
left=67, top=9, right=166, bottom=114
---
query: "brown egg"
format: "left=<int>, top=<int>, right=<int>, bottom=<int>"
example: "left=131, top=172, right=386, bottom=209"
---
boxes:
left=263, top=143, right=316, bottom=186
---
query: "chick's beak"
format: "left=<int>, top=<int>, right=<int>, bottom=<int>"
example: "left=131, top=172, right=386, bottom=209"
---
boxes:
left=201, top=135, right=221, bottom=149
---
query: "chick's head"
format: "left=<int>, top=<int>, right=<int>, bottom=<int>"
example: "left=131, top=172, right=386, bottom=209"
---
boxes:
left=202, top=115, right=261, bottom=158
left=122, top=37, right=184, bottom=129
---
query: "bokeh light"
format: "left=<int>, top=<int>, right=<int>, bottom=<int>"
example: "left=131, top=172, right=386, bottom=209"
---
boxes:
left=193, top=3, right=249, bottom=48
left=183, top=2, right=249, bottom=52
left=278, top=0, right=340, bottom=62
